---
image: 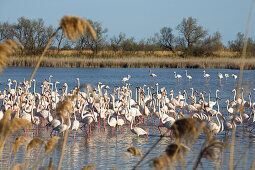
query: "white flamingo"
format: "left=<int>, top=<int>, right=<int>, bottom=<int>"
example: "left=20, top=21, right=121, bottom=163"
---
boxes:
left=174, top=72, right=182, bottom=81
left=122, top=75, right=131, bottom=84
left=232, top=74, right=238, bottom=80
left=130, top=118, right=148, bottom=137
left=185, top=70, right=192, bottom=80
left=149, top=70, right=157, bottom=78
left=203, top=70, right=210, bottom=82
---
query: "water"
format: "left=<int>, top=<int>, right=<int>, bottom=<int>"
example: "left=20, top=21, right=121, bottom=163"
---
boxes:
left=0, top=67, right=255, bottom=169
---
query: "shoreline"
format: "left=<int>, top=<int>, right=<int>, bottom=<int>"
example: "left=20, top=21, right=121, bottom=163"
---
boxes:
left=7, top=56, right=255, bottom=70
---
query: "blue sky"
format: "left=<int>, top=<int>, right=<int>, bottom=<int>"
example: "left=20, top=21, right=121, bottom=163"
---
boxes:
left=1, top=0, right=254, bottom=44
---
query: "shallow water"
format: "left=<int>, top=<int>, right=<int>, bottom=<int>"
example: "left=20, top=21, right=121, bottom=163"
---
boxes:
left=0, top=67, right=255, bottom=169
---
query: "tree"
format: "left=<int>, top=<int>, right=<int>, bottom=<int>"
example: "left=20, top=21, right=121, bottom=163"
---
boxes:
left=202, top=32, right=223, bottom=51
left=77, top=19, right=107, bottom=54
left=110, top=32, right=126, bottom=53
left=0, top=22, right=15, bottom=41
left=13, top=17, right=55, bottom=54
left=228, top=32, right=244, bottom=52
left=155, top=27, right=175, bottom=52
left=176, top=17, right=208, bottom=49
left=120, top=37, right=137, bottom=52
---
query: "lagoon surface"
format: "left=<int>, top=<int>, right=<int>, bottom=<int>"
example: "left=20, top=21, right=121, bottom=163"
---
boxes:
left=0, top=67, right=255, bottom=169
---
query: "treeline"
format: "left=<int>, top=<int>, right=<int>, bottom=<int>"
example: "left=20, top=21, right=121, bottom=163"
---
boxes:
left=1, top=16, right=255, bottom=57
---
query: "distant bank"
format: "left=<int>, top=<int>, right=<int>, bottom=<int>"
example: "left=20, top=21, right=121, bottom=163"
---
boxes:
left=8, top=56, right=255, bottom=70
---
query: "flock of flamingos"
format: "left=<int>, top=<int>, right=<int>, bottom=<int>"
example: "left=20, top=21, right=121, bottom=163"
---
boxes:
left=0, top=70, right=254, bottom=139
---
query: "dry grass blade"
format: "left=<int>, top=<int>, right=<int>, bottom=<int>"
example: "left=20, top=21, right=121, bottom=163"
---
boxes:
left=11, top=163, right=25, bottom=170
left=12, top=136, right=26, bottom=153
left=82, top=165, right=96, bottom=170
left=0, top=40, right=23, bottom=73
left=27, top=137, right=46, bottom=152
left=150, top=154, right=171, bottom=170
left=45, top=136, right=60, bottom=153
left=60, top=16, right=97, bottom=42
left=127, top=146, right=143, bottom=158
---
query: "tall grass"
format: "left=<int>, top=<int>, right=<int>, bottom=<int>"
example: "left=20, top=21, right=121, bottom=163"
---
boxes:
left=8, top=56, right=255, bottom=69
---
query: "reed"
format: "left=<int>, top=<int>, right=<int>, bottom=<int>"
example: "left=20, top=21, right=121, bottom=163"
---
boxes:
left=81, top=165, right=97, bottom=170
left=0, top=40, right=23, bottom=73
left=8, top=56, right=255, bottom=69
left=127, top=147, right=143, bottom=158
left=28, top=15, right=97, bottom=85
left=193, top=138, right=227, bottom=170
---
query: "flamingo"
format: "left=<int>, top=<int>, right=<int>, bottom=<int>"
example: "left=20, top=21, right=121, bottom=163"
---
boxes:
left=218, top=72, right=223, bottom=84
left=232, top=74, right=238, bottom=80
left=203, top=70, right=210, bottom=82
left=225, top=73, right=229, bottom=80
left=71, top=114, right=80, bottom=141
left=149, top=70, right=157, bottom=78
left=185, top=70, right=192, bottom=80
left=207, top=111, right=223, bottom=136
left=122, top=75, right=131, bottom=84
left=53, top=116, right=71, bottom=135
left=108, top=113, right=117, bottom=135
left=130, top=118, right=148, bottom=137
left=174, top=72, right=182, bottom=81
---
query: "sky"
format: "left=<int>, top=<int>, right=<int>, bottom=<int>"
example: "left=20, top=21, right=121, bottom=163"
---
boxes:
left=1, top=0, right=255, bottom=45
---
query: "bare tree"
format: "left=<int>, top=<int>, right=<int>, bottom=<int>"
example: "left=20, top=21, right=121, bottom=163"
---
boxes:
left=77, top=19, right=107, bottom=54
left=155, top=27, right=175, bottom=52
left=0, top=22, right=15, bottom=41
left=110, top=32, right=126, bottom=53
left=13, top=17, right=55, bottom=54
left=176, top=17, right=208, bottom=49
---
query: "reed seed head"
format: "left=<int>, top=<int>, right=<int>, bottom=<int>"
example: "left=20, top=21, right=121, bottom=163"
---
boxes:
left=82, top=165, right=96, bottom=170
left=56, top=96, right=76, bottom=118
left=150, top=154, right=171, bottom=170
left=0, top=109, right=31, bottom=137
left=11, top=163, right=25, bottom=170
left=59, top=16, right=97, bottom=42
left=171, top=118, right=205, bottom=144
left=0, top=40, right=23, bottom=73
left=27, top=137, right=46, bottom=152
left=12, top=136, right=26, bottom=153
left=45, top=136, right=60, bottom=153
left=127, top=146, right=143, bottom=158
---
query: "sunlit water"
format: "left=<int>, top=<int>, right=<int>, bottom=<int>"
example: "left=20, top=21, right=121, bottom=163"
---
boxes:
left=0, top=67, right=255, bottom=169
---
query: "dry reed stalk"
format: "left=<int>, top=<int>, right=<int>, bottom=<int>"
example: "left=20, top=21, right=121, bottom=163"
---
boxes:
left=132, top=132, right=167, bottom=170
left=81, top=165, right=96, bottom=170
left=45, top=136, right=60, bottom=153
left=127, top=147, right=143, bottom=158
left=0, top=40, right=23, bottom=73
left=56, top=95, right=76, bottom=118
left=171, top=118, right=205, bottom=144
left=12, top=136, right=27, bottom=153
left=11, top=163, right=24, bottom=170
left=27, top=138, right=46, bottom=152
left=60, top=16, right=97, bottom=42
left=228, top=1, right=255, bottom=169
left=193, top=138, right=226, bottom=170
left=30, top=137, right=60, bottom=169
left=28, top=15, right=97, bottom=88
left=26, top=138, right=46, bottom=169
left=57, top=129, right=69, bottom=170
left=0, top=109, right=31, bottom=156
left=165, top=143, right=189, bottom=161
left=150, top=154, right=172, bottom=170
